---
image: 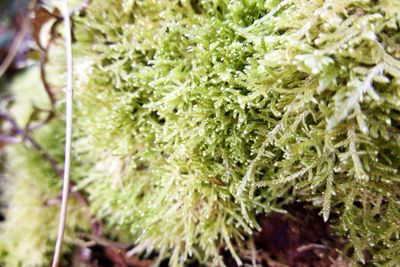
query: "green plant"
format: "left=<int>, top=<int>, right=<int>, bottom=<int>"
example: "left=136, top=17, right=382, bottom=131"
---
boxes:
left=1, top=0, right=400, bottom=266
left=0, top=121, right=87, bottom=267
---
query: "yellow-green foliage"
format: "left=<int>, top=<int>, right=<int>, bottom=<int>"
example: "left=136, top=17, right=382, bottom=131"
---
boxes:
left=69, top=0, right=400, bottom=265
left=0, top=146, right=87, bottom=267
left=7, top=67, right=52, bottom=127
left=0, top=124, right=89, bottom=267
left=0, top=69, right=89, bottom=267
left=1, top=0, right=400, bottom=266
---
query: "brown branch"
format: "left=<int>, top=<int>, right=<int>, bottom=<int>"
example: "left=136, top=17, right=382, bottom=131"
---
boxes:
left=28, top=33, right=64, bottom=131
left=39, top=42, right=57, bottom=105
left=82, top=235, right=131, bottom=250
left=0, top=112, right=63, bottom=176
left=0, top=111, right=101, bottom=236
left=0, top=0, right=37, bottom=78
left=29, top=9, right=62, bottom=131
left=72, top=190, right=102, bottom=237
left=104, top=247, right=127, bottom=267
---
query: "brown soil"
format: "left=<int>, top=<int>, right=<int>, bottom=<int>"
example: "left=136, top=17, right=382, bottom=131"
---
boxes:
left=224, top=204, right=347, bottom=267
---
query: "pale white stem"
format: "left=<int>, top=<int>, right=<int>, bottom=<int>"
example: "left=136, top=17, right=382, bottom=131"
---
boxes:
left=51, top=0, right=73, bottom=266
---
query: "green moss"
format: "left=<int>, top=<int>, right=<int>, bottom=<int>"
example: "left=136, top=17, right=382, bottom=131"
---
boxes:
left=7, top=68, right=52, bottom=127
left=68, top=0, right=400, bottom=265
left=0, top=119, right=90, bottom=267
left=0, top=69, right=89, bottom=267
left=2, top=0, right=400, bottom=266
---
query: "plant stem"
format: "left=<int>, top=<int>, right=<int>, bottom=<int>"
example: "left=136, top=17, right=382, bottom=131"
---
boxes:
left=51, top=0, right=74, bottom=265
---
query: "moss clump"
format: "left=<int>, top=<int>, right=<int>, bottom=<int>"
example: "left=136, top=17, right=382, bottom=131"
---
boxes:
left=2, top=0, right=400, bottom=266
left=68, top=0, right=400, bottom=265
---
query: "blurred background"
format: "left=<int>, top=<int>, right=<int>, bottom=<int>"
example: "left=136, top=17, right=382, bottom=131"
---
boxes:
left=0, top=0, right=32, bottom=78
left=0, top=0, right=33, bottom=226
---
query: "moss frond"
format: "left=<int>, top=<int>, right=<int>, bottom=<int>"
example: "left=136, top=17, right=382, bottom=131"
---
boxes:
left=3, top=0, right=400, bottom=266
left=67, top=0, right=400, bottom=265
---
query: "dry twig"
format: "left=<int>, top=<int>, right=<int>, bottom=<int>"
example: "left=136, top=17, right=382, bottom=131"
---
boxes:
left=51, top=0, right=74, bottom=265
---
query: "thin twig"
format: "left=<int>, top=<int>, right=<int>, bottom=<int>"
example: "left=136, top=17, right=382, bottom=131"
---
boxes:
left=83, top=235, right=131, bottom=250
left=29, top=23, right=63, bottom=130
left=72, top=189, right=102, bottom=236
left=0, top=0, right=37, bottom=78
left=51, top=0, right=74, bottom=265
left=26, top=37, right=59, bottom=132
left=296, top=243, right=330, bottom=253
left=38, top=35, right=59, bottom=106
left=0, top=112, right=63, bottom=175
left=1, top=110, right=102, bottom=236
left=0, top=135, right=21, bottom=143
left=249, top=238, right=258, bottom=267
